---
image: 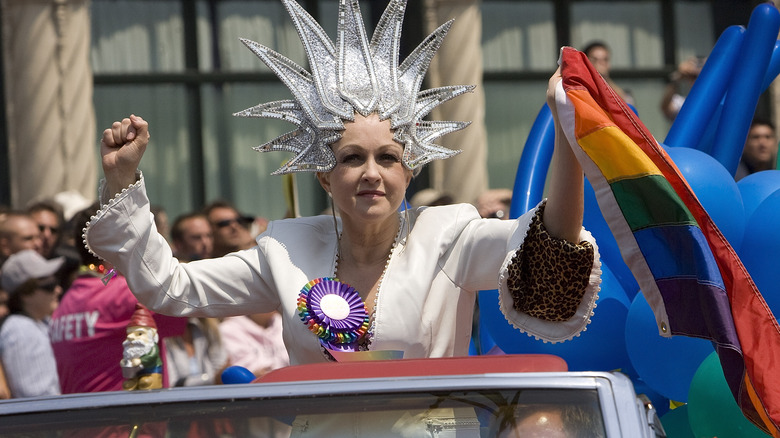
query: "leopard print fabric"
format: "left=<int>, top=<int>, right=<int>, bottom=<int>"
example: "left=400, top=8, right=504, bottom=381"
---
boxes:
left=506, top=204, right=595, bottom=321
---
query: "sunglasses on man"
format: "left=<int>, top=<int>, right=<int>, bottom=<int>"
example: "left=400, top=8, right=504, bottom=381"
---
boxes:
left=214, top=216, right=254, bottom=229
left=38, top=225, right=59, bottom=234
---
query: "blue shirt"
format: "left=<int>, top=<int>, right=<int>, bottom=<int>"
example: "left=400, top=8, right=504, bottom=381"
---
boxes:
left=0, top=314, right=60, bottom=397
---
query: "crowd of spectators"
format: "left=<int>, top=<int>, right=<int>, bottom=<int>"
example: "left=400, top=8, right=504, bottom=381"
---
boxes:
left=0, top=195, right=287, bottom=398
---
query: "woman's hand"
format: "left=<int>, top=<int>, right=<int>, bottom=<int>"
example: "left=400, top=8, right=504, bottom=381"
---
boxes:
left=546, top=66, right=562, bottom=121
left=101, top=114, right=149, bottom=196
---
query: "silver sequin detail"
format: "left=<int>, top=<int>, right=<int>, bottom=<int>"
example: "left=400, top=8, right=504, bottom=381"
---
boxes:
left=233, top=0, right=473, bottom=174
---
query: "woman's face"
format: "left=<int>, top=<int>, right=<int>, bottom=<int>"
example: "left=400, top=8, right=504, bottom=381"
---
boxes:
left=318, top=113, right=412, bottom=223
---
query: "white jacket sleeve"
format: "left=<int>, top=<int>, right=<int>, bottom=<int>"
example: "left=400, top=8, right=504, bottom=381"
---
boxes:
left=497, top=201, right=601, bottom=343
left=84, top=174, right=280, bottom=317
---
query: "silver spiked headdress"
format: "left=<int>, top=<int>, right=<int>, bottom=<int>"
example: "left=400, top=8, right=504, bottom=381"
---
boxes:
left=234, top=0, right=474, bottom=175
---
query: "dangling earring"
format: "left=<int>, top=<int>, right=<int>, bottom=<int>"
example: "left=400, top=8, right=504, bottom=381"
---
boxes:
left=330, top=195, right=341, bottom=261
left=402, top=195, right=411, bottom=243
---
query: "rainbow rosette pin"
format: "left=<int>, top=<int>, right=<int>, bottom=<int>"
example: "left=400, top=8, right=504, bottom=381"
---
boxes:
left=297, top=277, right=370, bottom=352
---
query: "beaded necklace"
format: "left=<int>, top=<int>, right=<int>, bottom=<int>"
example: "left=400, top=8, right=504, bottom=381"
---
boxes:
left=333, top=212, right=404, bottom=351
left=298, top=213, right=406, bottom=360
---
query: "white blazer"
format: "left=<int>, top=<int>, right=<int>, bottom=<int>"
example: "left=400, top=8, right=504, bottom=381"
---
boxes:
left=86, top=174, right=601, bottom=366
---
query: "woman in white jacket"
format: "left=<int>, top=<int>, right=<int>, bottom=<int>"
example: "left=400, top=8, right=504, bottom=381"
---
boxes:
left=85, top=0, right=600, bottom=368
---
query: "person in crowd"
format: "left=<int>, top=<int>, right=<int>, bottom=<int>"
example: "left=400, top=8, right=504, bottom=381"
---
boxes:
left=0, top=249, right=63, bottom=397
left=50, top=203, right=187, bottom=393
left=164, top=317, right=228, bottom=387
left=170, top=212, right=214, bottom=262
left=51, top=190, right=94, bottom=249
left=493, top=402, right=604, bottom=437
left=0, top=289, right=8, bottom=319
left=25, top=200, right=64, bottom=259
left=582, top=41, right=634, bottom=105
left=166, top=212, right=227, bottom=386
left=0, top=212, right=42, bottom=266
left=0, top=210, right=42, bottom=332
left=476, top=188, right=513, bottom=220
left=219, top=312, right=289, bottom=378
left=27, top=200, right=81, bottom=290
left=0, top=211, right=15, bottom=400
left=85, top=0, right=597, bottom=372
left=735, top=117, right=779, bottom=181
left=661, top=55, right=705, bottom=122
left=0, top=255, right=8, bottom=402
left=0, top=362, right=9, bottom=399
left=409, top=188, right=454, bottom=209
left=203, top=201, right=261, bottom=257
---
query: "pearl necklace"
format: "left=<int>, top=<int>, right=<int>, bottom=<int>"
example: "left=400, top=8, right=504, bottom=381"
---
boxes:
left=333, top=213, right=404, bottom=351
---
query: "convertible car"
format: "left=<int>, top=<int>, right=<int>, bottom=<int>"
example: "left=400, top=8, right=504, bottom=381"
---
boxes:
left=0, top=355, right=665, bottom=437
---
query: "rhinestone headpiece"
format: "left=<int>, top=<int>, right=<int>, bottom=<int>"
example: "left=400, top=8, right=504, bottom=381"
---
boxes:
left=234, top=0, right=474, bottom=175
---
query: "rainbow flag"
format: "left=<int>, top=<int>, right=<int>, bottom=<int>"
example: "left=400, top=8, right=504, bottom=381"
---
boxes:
left=555, top=47, right=780, bottom=436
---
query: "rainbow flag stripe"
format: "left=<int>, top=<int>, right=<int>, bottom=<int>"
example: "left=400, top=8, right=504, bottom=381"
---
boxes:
left=557, top=47, right=780, bottom=436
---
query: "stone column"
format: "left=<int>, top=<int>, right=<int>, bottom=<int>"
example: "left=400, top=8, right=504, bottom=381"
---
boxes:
left=1, top=0, right=96, bottom=208
left=423, top=0, right=489, bottom=205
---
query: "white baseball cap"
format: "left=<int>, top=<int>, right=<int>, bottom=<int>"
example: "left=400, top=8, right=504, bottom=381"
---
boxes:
left=1, top=250, right=64, bottom=294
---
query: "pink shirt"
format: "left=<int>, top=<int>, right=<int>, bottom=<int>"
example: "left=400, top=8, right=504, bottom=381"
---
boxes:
left=50, top=275, right=187, bottom=393
left=219, top=314, right=289, bottom=375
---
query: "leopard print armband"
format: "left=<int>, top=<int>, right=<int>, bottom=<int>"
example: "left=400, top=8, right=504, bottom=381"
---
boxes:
left=506, top=206, right=595, bottom=321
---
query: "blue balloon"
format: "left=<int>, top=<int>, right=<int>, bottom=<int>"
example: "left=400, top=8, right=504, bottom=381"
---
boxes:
left=761, top=40, right=780, bottom=91
left=736, top=188, right=780, bottom=316
left=631, top=377, right=671, bottom=418
left=737, top=170, right=780, bottom=225
left=665, top=25, right=744, bottom=150
left=221, top=365, right=256, bottom=384
left=478, top=307, right=497, bottom=354
left=712, top=4, right=780, bottom=175
left=665, top=6, right=780, bottom=167
left=479, top=263, right=632, bottom=373
left=693, top=100, right=723, bottom=156
left=665, top=146, right=745, bottom=250
left=470, top=312, right=498, bottom=356
left=624, top=293, right=714, bottom=402
left=699, top=39, right=780, bottom=157
left=468, top=337, right=478, bottom=356
left=510, top=103, right=554, bottom=217
left=685, top=41, right=780, bottom=157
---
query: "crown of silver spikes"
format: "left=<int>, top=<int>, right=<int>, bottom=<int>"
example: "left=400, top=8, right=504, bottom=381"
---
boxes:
left=234, top=0, right=474, bottom=175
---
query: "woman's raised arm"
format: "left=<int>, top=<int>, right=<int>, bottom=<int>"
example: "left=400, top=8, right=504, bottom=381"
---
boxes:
left=542, top=68, right=585, bottom=244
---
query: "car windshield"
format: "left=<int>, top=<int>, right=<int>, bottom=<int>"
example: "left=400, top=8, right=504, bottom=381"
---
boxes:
left=1, top=388, right=605, bottom=438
